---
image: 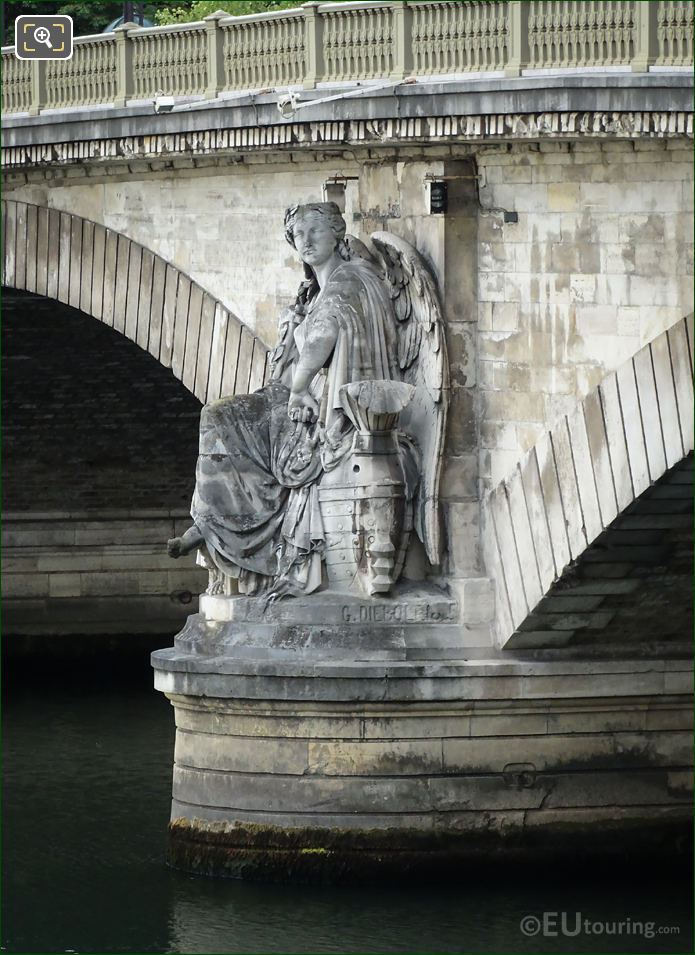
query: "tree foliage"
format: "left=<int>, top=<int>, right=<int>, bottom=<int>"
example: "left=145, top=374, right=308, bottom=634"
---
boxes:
left=2, top=1, right=182, bottom=44
left=1, top=0, right=356, bottom=45
left=154, top=0, right=352, bottom=25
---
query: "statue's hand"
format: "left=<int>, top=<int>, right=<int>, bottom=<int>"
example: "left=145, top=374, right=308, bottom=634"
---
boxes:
left=167, top=525, right=204, bottom=559
left=288, top=390, right=319, bottom=424
left=167, top=537, right=183, bottom=559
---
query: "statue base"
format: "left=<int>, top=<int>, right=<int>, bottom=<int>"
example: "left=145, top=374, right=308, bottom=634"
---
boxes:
left=152, top=587, right=692, bottom=882
left=174, top=583, right=489, bottom=662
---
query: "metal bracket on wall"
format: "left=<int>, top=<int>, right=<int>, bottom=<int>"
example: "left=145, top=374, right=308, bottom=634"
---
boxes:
left=323, top=175, right=360, bottom=211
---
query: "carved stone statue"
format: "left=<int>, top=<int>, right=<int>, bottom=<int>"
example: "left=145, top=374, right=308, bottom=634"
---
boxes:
left=167, top=202, right=448, bottom=598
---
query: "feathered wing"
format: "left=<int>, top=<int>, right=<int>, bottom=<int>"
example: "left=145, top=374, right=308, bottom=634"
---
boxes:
left=370, top=231, right=449, bottom=566
left=343, top=234, right=378, bottom=265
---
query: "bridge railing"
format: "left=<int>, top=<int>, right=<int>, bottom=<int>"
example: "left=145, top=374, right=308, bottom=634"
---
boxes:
left=2, top=0, right=693, bottom=115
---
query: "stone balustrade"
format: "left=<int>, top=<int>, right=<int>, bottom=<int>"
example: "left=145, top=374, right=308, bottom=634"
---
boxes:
left=2, top=0, right=692, bottom=116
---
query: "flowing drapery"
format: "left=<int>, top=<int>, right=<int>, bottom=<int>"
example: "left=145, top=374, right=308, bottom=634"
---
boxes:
left=190, top=258, right=402, bottom=593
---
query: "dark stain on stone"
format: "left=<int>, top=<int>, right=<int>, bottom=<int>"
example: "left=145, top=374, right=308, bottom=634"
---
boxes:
left=167, top=815, right=692, bottom=884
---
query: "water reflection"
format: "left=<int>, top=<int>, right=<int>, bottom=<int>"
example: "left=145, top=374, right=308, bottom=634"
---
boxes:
left=3, top=662, right=692, bottom=954
left=167, top=876, right=692, bottom=954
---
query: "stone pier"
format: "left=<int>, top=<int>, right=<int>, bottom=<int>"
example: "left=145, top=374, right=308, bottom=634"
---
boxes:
left=3, top=3, right=692, bottom=878
left=153, top=625, right=692, bottom=880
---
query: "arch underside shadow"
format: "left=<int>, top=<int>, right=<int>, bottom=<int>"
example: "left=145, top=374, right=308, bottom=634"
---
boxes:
left=1, top=200, right=268, bottom=403
left=507, top=453, right=693, bottom=653
left=483, top=313, right=694, bottom=650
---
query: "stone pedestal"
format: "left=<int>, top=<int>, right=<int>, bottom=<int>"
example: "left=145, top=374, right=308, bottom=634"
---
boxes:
left=152, top=588, right=693, bottom=881
left=175, top=584, right=488, bottom=661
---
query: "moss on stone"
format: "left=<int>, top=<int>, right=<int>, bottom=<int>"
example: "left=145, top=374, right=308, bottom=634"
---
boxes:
left=166, top=814, right=693, bottom=883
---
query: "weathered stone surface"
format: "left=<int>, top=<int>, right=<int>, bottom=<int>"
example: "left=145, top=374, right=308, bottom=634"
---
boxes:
left=153, top=650, right=692, bottom=702
left=2, top=290, right=213, bottom=634
left=474, top=139, right=692, bottom=492
left=164, top=204, right=449, bottom=601
left=4, top=515, right=206, bottom=634
left=172, top=582, right=494, bottom=662
left=482, top=313, right=693, bottom=651
left=148, top=652, right=693, bottom=878
left=3, top=89, right=692, bottom=879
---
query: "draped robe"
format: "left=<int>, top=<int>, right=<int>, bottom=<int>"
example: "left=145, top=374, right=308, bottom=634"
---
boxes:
left=190, top=257, right=401, bottom=593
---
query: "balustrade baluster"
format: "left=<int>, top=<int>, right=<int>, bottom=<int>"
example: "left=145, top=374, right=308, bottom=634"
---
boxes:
left=279, top=19, right=286, bottom=84
left=260, top=20, right=268, bottom=87
left=237, top=23, right=251, bottom=89
left=1, top=0, right=692, bottom=115
left=183, top=32, right=189, bottom=93
left=245, top=24, right=253, bottom=89
left=232, top=26, right=242, bottom=89
left=367, top=12, right=375, bottom=75
left=223, top=27, right=234, bottom=89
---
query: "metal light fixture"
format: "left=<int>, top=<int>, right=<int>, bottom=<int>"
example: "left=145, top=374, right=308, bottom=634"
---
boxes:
left=423, top=170, right=518, bottom=222
left=153, top=92, right=175, bottom=114
left=428, top=180, right=448, bottom=215
left=277, top=91, right=299, bottom=119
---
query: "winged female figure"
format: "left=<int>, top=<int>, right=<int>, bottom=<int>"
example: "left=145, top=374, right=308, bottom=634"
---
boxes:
left=167, top=202, right=448, bottom=598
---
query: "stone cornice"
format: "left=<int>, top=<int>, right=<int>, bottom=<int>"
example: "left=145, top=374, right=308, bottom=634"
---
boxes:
left=4, top=73, right=692, bottom=129
left=2, top=109, right=692, bottom=179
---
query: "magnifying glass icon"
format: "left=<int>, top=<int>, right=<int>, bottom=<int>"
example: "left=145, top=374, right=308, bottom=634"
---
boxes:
left=34, top=26, right=53, bottom=49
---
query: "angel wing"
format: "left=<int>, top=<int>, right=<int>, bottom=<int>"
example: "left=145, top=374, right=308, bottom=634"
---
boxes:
left=370, top=231, right=449, bottom=566
left=343, top=234, right=378, bottom=265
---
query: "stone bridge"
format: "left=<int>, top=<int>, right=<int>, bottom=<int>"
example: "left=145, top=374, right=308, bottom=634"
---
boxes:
left=2, top=0, right=693, bottom=653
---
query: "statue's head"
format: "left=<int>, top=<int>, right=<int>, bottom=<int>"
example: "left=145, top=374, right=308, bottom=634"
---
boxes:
left=284, top=202, right=346, bottom=268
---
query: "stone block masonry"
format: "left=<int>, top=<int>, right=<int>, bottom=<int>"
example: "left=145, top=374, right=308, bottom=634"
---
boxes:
left=2, top=130, right=692, bottom=633
left=2, top=291, right=207, bottom=635
left=155, top=654, right=693, bottom=879
left=476, top=137, right=693, bottom=489
left=2, top=292, right=201, bottom=511
left=481, top=317, right=693, bottom=649
left=3, top=512, right=206, bottom=636
left=6, top=136, right=691, bottom=506
left=2, top=46, right=693, bottom=886
left=4, top=159, right=368, bottom=350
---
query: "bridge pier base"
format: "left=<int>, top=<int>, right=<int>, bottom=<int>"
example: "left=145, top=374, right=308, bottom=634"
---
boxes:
left=152, top=618, right=692, bottom=881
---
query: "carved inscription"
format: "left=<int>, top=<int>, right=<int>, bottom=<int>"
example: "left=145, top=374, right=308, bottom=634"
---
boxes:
left=341, top=602, right=458, bottom=624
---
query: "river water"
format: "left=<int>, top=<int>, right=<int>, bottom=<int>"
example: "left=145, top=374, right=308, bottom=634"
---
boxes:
left=3, top=659, right=692, bottom=955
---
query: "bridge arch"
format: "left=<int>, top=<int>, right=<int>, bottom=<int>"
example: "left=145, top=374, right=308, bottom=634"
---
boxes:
left=483, top=313, right=694, bottom=649
left=1, top=200, right=267, bottom=403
